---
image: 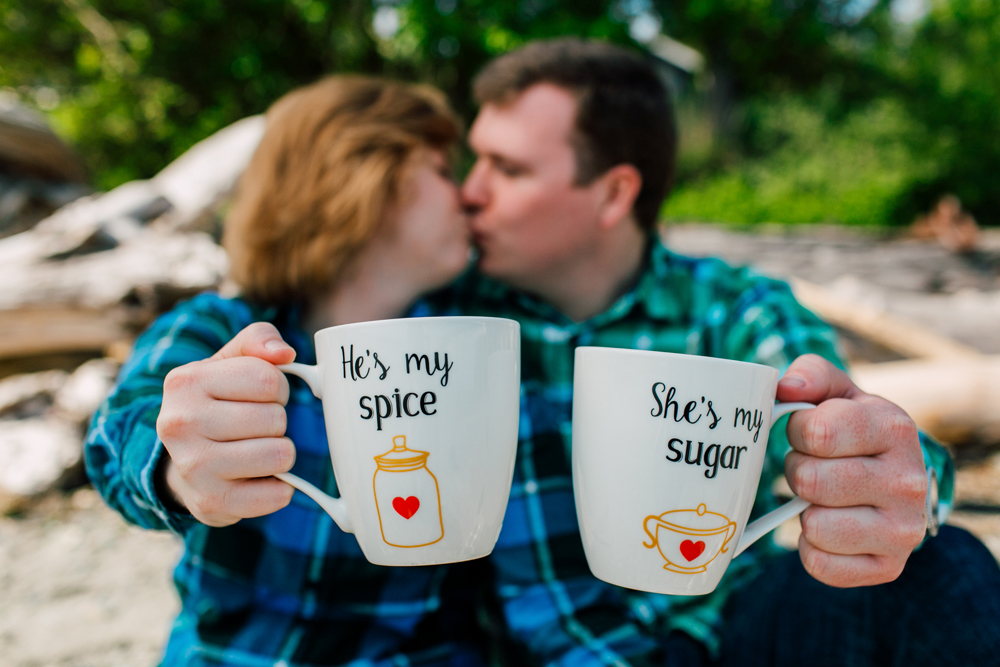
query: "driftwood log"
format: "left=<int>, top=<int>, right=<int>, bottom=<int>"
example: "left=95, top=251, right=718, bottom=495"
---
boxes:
left=852, top=357, right=1000, bottom=445
left=789, top=276, right=997, bottom=444
left=790, top=277, right=981, bottom=360
left=0, top=230, right=227, bottom=359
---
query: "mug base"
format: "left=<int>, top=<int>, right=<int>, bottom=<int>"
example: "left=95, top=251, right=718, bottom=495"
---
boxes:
left=663, top=562, right=707, bottom=574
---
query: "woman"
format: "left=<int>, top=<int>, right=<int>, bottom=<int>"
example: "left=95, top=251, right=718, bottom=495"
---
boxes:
left=86, top=76, right=487, bottom=667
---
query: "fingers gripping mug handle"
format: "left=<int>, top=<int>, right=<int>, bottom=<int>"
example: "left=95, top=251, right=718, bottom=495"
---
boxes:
left=732, top=401, right=816, bottom=558
left=275, top=363, right=353, bottom=534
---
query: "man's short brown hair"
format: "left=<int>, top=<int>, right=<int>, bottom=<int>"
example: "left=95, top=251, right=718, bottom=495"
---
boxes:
left=473, top=38, right=676, bottom=231
left=224, top=75, right=461, bottom=305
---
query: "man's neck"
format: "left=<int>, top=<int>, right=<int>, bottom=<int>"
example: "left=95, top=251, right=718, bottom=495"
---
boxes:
left=519, top=223, right=649, bottom=323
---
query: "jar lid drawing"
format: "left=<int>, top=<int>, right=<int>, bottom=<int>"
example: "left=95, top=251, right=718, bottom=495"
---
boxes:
left=373, top=435, right=444, bottom=548
left=375, top=436, right=430, bottom=472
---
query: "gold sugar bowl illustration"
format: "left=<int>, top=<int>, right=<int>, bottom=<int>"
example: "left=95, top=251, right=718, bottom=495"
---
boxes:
left=642, top=503, right=737, bottom=574
left=373, top=435, right=444, bottom=548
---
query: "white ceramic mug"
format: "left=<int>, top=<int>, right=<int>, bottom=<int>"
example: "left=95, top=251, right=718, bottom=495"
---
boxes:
left=572, top=347, right=815, bottom=595
left=277, top=317, right=520, bottom=566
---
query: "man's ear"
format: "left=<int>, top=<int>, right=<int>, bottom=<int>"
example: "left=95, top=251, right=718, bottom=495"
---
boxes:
left=596, top=164, right=642, bottom=231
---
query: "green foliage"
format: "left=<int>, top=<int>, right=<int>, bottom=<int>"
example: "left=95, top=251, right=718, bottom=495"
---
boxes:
left=0, top=0, right=633, bottom=190
left=665, top=0, right=1000, bottom=226
left=2, top=0, right=999, bottom=225
left=664, top=96, right=940, bottom=226
left=1, top=0, right=384, bottom=189
left=883, top=0, right=1000, bottom=224
left=0, top=0, right=879, bottom=191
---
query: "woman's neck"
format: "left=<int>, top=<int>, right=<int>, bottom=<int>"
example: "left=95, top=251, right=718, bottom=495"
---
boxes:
left=302, top=257, right=421, bottom=334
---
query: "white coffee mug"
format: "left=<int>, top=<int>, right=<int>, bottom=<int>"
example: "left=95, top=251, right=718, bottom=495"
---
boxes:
left=276, top=317, right=520, bottom=566
left=572, top=347, right=815, bottom=595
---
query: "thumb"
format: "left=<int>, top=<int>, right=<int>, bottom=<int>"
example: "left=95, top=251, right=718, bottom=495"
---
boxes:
left=776, top=353, right=860, bottom=404
left=211, top=322, right=296, bottom=365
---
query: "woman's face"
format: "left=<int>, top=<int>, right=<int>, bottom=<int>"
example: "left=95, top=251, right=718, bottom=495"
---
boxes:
left=378, top=148, right=471, bottom=293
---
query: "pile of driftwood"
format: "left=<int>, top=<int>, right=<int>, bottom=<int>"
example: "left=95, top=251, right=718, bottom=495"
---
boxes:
left=0, top=113, right=264, bottom=510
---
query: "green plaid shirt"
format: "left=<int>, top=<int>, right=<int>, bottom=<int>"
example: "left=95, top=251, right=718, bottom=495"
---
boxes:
left=421, top=234, right=954, bottom=663
left=86, top=233, right=953, bottom=666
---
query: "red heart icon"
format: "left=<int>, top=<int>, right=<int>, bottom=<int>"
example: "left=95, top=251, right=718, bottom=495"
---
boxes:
left=679, top=539, right=706, bottom=562
left=392, top=496, right=420, bottom=519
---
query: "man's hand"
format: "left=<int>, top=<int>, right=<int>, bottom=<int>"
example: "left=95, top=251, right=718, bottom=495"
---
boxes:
left=778, top=354, right=928, bottom=588
left=156, top=323, right=298, bottom=527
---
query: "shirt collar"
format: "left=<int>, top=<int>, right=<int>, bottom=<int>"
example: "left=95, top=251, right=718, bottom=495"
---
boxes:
left=479, top=233, right=684, bottom=329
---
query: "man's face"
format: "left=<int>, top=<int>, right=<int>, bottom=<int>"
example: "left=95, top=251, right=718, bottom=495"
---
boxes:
left=462, top=83, right=605, bottom=290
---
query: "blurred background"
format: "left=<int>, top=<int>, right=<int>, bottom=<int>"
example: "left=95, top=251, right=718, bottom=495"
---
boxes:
left=4, top=0, right=1000, bottom=225
left=1, top=1, right=999, bottom=665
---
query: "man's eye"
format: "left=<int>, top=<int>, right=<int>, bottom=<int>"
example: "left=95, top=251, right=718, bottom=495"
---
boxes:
left=498, top=163, right=524, bottom=177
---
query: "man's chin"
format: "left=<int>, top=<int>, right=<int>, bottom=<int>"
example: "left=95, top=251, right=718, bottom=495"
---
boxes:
left=474, top=253, right=523, bottom=287
left=473, top=251, right=503, bottom=279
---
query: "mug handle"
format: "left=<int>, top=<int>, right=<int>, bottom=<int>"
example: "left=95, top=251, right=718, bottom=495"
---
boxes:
left=273, top=362, right=354, bottom=534
left=732, top=401, right=816, bottom=558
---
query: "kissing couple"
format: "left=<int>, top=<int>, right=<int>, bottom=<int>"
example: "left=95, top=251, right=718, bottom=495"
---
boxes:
left=87, top=37, right=998, bottom=667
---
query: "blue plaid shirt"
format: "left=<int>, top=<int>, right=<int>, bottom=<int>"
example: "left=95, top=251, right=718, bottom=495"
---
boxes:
left=86, top=236, right=953, bottom=666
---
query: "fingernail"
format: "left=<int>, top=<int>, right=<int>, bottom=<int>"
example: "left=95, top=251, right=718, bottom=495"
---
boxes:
left=780, top=375, right=806, bottom=388
left=265, top=340, right=289, bottom=351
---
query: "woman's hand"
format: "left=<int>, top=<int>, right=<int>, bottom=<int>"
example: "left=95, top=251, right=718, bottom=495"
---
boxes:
left=156, top=323, right=298, bottom=527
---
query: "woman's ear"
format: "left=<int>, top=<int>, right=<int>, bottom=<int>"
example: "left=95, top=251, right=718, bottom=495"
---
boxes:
left=596, top=164, right=643, bottom=231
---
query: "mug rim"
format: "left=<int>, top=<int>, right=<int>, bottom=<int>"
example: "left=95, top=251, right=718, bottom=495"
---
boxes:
left=314, top=315, right=519, bottom=339
left=574, top=345, right=778, bottom=375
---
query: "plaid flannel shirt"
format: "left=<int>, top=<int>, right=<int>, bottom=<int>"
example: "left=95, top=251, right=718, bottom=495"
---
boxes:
left=86, top=235, right=953, bottom=666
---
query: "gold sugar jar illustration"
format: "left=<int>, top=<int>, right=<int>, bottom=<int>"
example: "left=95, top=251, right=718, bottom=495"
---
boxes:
left=373, top=435, right=444, bottom=548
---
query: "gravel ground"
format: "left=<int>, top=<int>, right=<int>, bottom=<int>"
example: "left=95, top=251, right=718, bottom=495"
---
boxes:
left=3, top=224, right=998, bottom=667
left=0, top=489, right=180, bottom=667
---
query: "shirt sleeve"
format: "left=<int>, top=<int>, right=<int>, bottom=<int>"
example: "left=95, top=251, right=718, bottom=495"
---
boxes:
left=84, top=293, right=256, bottom=534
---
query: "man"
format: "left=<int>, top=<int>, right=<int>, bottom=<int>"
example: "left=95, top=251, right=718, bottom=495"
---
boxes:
left=425, top=38, right=1000, bottom=665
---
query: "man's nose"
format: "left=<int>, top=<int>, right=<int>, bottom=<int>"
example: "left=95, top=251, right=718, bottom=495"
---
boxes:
left=460, top=160, right=489, bottom=213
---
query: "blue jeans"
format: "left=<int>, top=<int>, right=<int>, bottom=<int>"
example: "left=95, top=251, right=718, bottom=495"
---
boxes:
left=703, top=525, right=1000, bottom=666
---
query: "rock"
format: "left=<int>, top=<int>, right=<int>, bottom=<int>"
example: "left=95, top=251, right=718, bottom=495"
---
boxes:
left=0, top=359, right=119, bottom=505
left=911, top=195, right=980, bottom=254
left=0, top=418, right=82, bottom=499
left=0, top=96, right=87, bottom=183
left=0, top=369, right=68, bottom=416
left=54, top=358, right=118, bottom=422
